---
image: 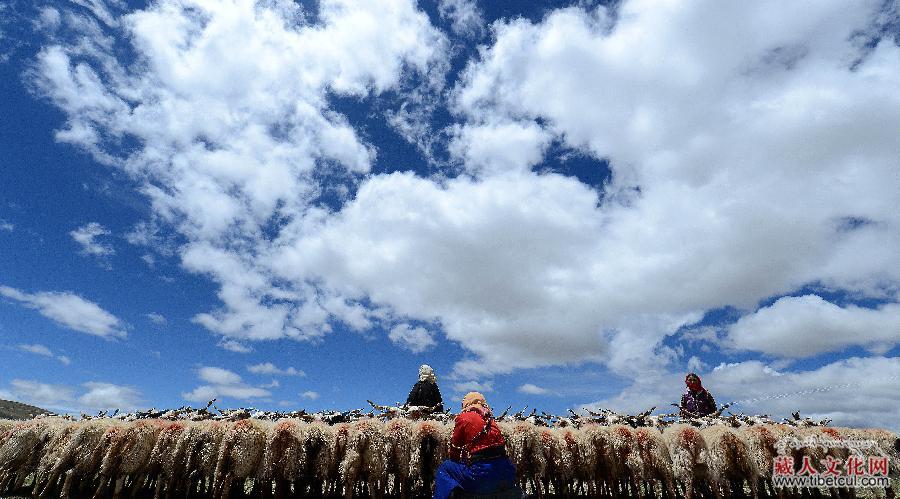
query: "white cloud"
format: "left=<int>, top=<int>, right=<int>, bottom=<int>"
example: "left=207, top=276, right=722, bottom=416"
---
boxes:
left=32, top=0, right=900, bottom=381
left=448, top=120, right=552, bottom=176
left=78, top=381, right=142, bottom=410
left=438, top=0, right=485, bottom=38
left=686, top=355, right=706, bottom=373
left=247, top=362, right=305, bottom=377
left=33, top=0, right=448, bottom=349
left=70, top=222, right=115, bottom=257
left=218, top=338, right=252, bottom=353
left=0, top=285, right=126, bottom=339
left=452, top=380, right=494, bottom=393
left=0, top=220, right=13, bottom=231
left=18, top=343, right=53, bottom=357
left=585, top=356, right=900, bottom=431
left=388, top=323, right=436, bottom=353
left=71, top=0, right=124, bottom=28
left=301, top=390, right=320, bottom=400
left=517, top=383, right=549, bottom=395
left=725, top=295, right=900, bottom=357
left=5, top=379, right=75, bottom=409
left=722, top=295, right=900, bottom=357
left=183, top=366, right=271, bottom=403
left=199, top=366, right=242, bottom=385
left=145, top=312, right=167, bottom=325
left=17, top=343, right=72, bottom=365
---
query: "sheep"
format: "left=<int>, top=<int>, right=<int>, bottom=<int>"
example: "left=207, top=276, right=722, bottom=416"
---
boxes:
left=576, top=423, right=620, bottom=497
left=0, top=418, right=62, bottom=493
left=93, top=418, right=166, bottom=499
left=535, top=426, right=569, bottom=496
left=41, top=418, right=119, bottom=498
left=258, top=418, right=305, bottom=497
left=557, top=426, right=590, bottom=495
left=300, top=420, right=335, bottom=497
left=498, top=419, right=545, bottom=497
left=145, top=420, right=189, bottom=498
left=339, top=417, right=386, bottom=499
left=663, top=423, right=712, bottom=499
left=383, top=417, right=415, bottom=499
left=740, top=423, right=790, bottom=498
left=179, top=419, right=228, bottom=498
left=1, top=411, right=891, bottom=498
left=31, top=418, right=79, bottom=497
left=213, top=418, right=272, bottom=499
left=634, top=427, right=677, bottom=499
left=700, top=425, right=758, bottom=499
left=607, top=424, right=646, bottom=498
left=409, top=419, right=450, bottom=497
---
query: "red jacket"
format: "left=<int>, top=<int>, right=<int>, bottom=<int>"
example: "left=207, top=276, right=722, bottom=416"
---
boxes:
left=449, top=407, right=505, bottom=461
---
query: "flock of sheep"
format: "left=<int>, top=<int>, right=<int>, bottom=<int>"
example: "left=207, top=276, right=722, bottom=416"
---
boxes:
left=0, top=403, right=896, bottom=499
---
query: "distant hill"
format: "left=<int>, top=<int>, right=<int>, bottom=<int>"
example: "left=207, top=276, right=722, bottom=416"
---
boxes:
left=0, top=399, right=49, bottom=420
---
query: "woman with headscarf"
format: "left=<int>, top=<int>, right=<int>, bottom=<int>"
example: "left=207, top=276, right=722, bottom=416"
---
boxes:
left=407, top=364, right=444, bottom=412
left=680, top=372, right=717, bottom=417
left=433, top=392, right=519, bottom=499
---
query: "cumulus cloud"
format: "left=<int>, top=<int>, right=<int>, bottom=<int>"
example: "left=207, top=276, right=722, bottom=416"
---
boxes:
left=31, top=0, right=900, bottom=381
left=247, top=362, right=305, bottom=377
left=388, top=323, right=436, bottom=353
left=70, top=222, right=115, bottom=257
left=0, top=220, right=13, bottom=231
left=725, top=295, right=900, bottom=357
left=448, top=120, right=552, bottom=176
left=78, top=381, right=142, bottom=410
left=438, top=0, right=485, bottom=38
left=517, top=383, right=549, bottom=395
left=301, top=390, right=320, bottom=400
left=33, top=0, right=447, bottom=348
left=0, top=285, right=126, bottom=339
left=183, top=366, right=271, bottom=403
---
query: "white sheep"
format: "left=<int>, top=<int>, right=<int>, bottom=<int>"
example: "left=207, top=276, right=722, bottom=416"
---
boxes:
left=339, top=417, right=386, bottom=499
left=634, top=427, right=677, bottom=499
left=213, top=418, right=272, bottom=499
left=407, top=419, right=450, bottom=496
left=663, top=423, right=712, bottom=499
left=700, top=425, right=758, bottom=499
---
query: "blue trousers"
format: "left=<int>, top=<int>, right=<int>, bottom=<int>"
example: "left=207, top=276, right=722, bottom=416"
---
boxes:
left=433, top=457, right=517, bottom=499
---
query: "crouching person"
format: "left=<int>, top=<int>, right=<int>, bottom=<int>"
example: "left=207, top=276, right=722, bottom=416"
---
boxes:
left=434, top=392, right=521, bottom=499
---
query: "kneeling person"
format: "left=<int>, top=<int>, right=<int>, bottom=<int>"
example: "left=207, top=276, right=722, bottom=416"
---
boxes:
left=434, top=392, right=519, bottom=499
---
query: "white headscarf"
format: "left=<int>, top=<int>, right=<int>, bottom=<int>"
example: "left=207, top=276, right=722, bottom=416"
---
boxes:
left=418, top=364, right=437, bottom=383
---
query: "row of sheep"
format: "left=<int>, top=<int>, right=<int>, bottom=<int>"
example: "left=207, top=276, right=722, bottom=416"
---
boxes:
left=0, top=416, right=896, bottom=498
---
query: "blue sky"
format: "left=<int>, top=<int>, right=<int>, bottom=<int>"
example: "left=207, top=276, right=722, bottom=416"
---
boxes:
left=0, top=0, right=898, bottom=429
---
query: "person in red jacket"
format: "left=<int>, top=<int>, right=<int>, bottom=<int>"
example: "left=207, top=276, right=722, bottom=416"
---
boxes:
left=433, top=392, right=519, bottom=499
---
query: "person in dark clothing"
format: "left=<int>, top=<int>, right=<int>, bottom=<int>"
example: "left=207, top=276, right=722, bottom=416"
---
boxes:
left=680, top=372, right=717, bottom=417
left=407, top=364, right=444, bottom=412
left=433, top=392, right=519, bottom=499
